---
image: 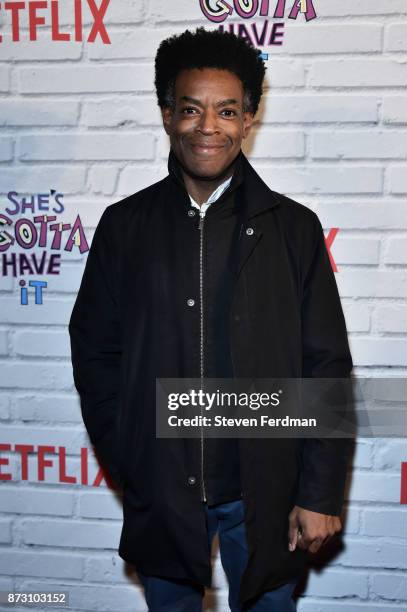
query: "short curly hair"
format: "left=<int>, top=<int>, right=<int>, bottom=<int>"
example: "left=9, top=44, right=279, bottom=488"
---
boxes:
left=154, top=27, right=267, bottom=116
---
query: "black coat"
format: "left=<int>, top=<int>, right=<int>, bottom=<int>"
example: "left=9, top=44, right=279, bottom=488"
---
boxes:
left=68, top=149, right=353, bottom=606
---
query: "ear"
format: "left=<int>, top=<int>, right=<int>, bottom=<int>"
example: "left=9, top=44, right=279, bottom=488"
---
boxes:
left=242, top=112, right=255, bottom=139
left=161, top=106, right=174, bottom=136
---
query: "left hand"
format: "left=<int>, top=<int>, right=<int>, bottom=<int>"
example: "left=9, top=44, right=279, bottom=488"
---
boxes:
left=288, top=505, right=342, bottom=554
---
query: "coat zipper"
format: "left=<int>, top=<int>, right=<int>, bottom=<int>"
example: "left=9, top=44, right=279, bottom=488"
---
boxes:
left=199, top=209, right=207, bottom=503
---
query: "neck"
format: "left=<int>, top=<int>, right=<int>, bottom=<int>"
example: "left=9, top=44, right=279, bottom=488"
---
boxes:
left=181, top=158, right=238, bottom=207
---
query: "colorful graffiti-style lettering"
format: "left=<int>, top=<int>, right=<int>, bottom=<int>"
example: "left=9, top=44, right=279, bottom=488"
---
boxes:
left=200, top=0, right=317, bottom=23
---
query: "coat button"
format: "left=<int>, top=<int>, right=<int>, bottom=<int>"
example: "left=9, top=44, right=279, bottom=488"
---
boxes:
left=187, top=476, right=196, bottom=486
left=187, top=298, right=195, bottom=307
left=246, top=227, right=254, bottom=236
left=234, top=314, right=241, bottom=322
left=188, top=209, right=196, bottom=217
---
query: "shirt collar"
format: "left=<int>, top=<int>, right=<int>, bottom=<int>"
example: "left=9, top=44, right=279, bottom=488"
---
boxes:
left=189, top=174, right=233, bottom=213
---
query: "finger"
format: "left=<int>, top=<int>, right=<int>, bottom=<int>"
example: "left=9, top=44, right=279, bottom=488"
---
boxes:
left=288, top=527, right=299, bottom=552
left=297, top=531, right=309, bottom=551
left=308, top=538, right=323, bottom=554
left=288, top=514, right=299, bottom=552
left=322, top=527, right=338, bottom=546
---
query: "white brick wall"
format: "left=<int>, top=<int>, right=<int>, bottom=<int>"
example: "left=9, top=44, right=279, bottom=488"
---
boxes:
left=1, top=1, right=407, bottom=610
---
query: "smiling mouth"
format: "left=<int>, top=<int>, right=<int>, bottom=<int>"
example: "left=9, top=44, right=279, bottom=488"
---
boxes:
left=190, top=144, right=224, bottom=155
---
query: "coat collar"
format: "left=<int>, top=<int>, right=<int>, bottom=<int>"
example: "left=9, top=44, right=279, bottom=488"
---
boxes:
left=238, top=151, right=281, bottom=219
left=167, top=147, right=280, bottom=220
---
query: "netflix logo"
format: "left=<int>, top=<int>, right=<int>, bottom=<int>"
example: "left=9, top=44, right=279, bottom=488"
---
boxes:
left=0, top=0, right=111, bottom=44
left=402, top=462, right=407, bottom=505
left=1, top=444, right=407, bottom=503
left=325, top=228, right=338, bottom=273
left=0, top=443, right=117, bottom=489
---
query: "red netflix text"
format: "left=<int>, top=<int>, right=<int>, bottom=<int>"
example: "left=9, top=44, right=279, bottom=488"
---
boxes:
left=401, top=462, right=407, bottom=504
left=0, top=443, right=116, bottom=488
left=325, top=228, right=338, bottom=273
left=1, top=444, right=406, bottom=503
left=0, top=0, right=111, bottom=44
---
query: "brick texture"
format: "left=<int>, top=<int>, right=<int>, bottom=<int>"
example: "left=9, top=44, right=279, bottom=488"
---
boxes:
left=0, top=1, right=406, bottom=610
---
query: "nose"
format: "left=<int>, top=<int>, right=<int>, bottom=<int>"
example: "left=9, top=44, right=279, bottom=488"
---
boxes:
left=197, top=109, right=220, bottom=134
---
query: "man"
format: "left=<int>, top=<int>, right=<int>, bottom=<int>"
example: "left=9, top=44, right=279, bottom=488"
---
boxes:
left=69, top=27, right=353, bottom=611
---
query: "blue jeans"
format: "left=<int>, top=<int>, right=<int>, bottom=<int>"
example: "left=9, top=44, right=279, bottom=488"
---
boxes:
left=138, top=499, right=297, bottom=611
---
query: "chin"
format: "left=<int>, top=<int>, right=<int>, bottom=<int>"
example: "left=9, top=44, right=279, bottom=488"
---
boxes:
left=187, top=159, right=229, bottom=179
left=192, top=169, right=225, bottom=181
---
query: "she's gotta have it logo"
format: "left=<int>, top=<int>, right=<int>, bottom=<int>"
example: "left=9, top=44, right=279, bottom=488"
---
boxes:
left=199, top=0, right=317, bottom=59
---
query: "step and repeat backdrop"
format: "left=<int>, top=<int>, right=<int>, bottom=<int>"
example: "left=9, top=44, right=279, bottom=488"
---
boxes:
left=1, top=1, right=407, bottom=610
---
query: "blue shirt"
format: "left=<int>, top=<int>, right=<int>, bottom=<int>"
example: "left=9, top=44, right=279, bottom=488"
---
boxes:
left=188, top=175, right=233, bottom=216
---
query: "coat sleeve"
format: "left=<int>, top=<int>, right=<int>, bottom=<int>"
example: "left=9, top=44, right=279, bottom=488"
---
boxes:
left=295, top=213, right=353, bottom=516
left=68, top=206, right=124, bottom=488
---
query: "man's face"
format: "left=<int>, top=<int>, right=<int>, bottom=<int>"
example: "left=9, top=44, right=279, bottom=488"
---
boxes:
left=161, top=67, right=254, bottom=180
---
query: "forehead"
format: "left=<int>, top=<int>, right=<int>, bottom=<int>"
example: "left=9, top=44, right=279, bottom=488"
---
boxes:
left=174, top=68, right=244, bottom=102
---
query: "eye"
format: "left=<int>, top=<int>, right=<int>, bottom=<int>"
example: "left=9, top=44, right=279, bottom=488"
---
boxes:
left=181, top=107, right=198, bottom=114
left=221, top=109, right=237, bottom=117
